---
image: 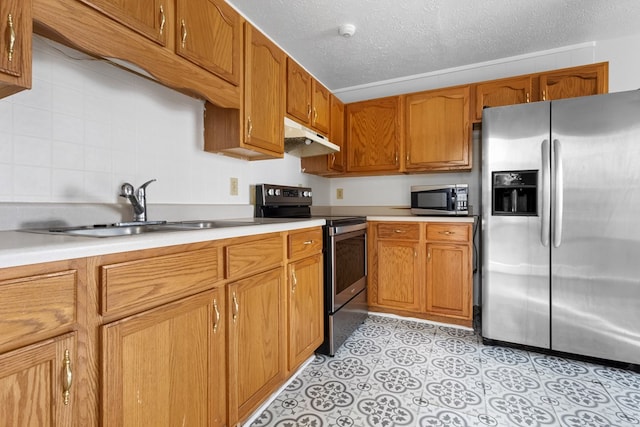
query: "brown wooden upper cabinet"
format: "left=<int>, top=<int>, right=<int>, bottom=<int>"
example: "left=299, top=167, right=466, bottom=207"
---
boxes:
left=300, top=94, right=345, bottom=175
left=346, top=96, right=402, bottom=173
left=0, top=0, right=32, bottom=99
left=79, top=0, right=169, bottom=46
left=80, top=0, right=242, bottom=86
left=175, top=0, right=242, bottom=85
left=203, top=23, right=285, bottom=160
left=328, top=94, right=345, bottom=172
left=286, top=58, right=330, bottom=135
left=242, top=24, right=286, bottom=157
left=475, top=75, right=534, bottom=121
left=474, top=62, right=608, bottom=121
left=405, top=85, right=471, bottom=172
left=539, top=62, right=608, bottom=102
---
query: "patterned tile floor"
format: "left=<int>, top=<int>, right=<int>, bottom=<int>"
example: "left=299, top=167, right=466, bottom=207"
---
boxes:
left=249, top=314, right=640, bottom=427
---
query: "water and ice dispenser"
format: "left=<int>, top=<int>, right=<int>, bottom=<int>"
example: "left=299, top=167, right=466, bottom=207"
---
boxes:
left=492, top=170, right=537, bottom=216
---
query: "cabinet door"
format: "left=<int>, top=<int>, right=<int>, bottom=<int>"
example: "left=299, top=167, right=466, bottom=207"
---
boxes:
left=539, top=62, right=608, bottom=101
left=475, top=76, right=533, bottom=121
left=176, top=0, right=241, bottom=85
left=311, top=80, right=330, bottom=135
left=375, top=240, right=422, bottom=312
left=80, top=0, right=167, bottom=46
left=288, top=254, right=324, bottom=370
left=286, top=58, right=312, bottom=124
left=300, top=94, right=344, bottom=175
left=244, top=24, right=285, bottom=157
left=426, top=243, right=471, bottom=319
left=0, top=332, right=76, bottom=427
left=0, top=0, right=31, bottom=99
left=228, top=268, right=285, bottom=422
left=346, top=96, right=401, bottom=172
left=405, top=86, right=471, bottom=171
left=102, top=291, right=223, bottom=427
left=329, top=94, right=346, bottom=172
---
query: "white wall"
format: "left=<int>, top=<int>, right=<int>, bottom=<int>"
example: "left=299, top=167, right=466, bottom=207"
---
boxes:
left=0, top=36, right=328, bottom=207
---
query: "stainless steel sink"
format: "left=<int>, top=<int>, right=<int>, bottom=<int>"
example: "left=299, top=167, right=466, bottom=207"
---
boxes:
left=22, top=219, right=262, bottom=237
left=168, top=220, right=260, bottom=229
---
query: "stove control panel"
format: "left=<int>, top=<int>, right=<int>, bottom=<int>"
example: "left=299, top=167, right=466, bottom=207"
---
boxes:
left=256, top=183, right=312, bottom=207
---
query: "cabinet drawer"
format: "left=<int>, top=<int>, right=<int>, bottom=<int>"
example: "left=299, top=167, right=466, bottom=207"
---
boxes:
left=101, top=247, right=219, bottom=315
left=226, top=235, right=283, bottom=279
left=288, top=228, right=323, bottom=259
left=426, top=224, right=470, bottom=242
left=0, top=271, right=77, bottom=348
left=377, top=223, right=420, bottom=240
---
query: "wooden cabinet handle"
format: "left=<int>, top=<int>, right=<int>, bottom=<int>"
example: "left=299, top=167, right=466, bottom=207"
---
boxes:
left=7, top=14, right=16, bottom=62
left=247, top=116, right=253, bottom=138
left=439, top=230, right=453, bottom=235
left=526, top=92, right=530, bottom=103
left=542, top=90, right=546, bottom=101
left=291, top=268, right=297, bottom=293
left=159, top=5, right=166, bottom=36
left=62, top=349, right=73, bottom=405
left=303, top=240, right=313, bottom=245
left=180, top=19, right=187, bottom=48
left=394, top=229, right=406, bottom=233
left=213, top=298, right=220, bottom=332
left=307, top=104, right=311, bottom=119
left=330, top=153, right=335, bottom=167
left=313, top=107, right=318, bottom=124
left=232, top=292, right=239, bottom=323
left=427, top=249, right=431, bottom=261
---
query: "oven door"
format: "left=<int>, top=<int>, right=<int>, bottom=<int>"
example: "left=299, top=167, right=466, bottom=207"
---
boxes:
left=327, top=223, right=367, bottom=313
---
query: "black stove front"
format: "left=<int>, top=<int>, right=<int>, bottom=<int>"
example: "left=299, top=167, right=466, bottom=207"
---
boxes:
left=255, top=183, right=368, bottom=356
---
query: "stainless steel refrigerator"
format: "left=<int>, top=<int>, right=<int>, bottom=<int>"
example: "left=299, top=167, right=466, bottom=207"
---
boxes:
left=481, top=89, right=640, bottom=366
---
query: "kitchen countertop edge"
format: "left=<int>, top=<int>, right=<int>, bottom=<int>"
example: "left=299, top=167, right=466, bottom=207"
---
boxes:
left=366, top=215, right=476, bottom=223
left=0, top=219, right=326, bottom=269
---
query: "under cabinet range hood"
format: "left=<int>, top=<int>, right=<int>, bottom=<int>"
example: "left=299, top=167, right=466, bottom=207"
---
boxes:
left=284, top=117, right=340, bottom=157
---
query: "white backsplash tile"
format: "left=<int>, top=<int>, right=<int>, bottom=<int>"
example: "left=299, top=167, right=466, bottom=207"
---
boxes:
left=13, top=135, right=52, bottom=167
left=12, top=105, right=53, bottom=140
left=51, top=169, right=84, bottom=201
left=0, top=101, right=12, bottom=131
left=0, top=131, right=13, bottom=161
left=52, top=141, right=84, bottom=170
left=0, top=165, right=12, bottom=197
left=52, top=113, right=84, bottom=144
left=13, top=165, right=51, bottom=200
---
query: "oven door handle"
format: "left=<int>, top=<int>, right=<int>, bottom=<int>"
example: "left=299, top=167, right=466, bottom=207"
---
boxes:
left=329, top=222, right=367, bottom=235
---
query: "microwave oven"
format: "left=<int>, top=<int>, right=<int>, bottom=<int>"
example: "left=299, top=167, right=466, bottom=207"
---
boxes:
left=410, top=184, right=469, bottom=216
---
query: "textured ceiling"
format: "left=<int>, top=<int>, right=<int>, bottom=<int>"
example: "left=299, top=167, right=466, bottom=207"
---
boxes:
left=225, top=0, right=640, bottom=91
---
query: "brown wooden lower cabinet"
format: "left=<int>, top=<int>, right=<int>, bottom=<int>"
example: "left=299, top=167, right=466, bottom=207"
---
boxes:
left=288, top=253, right=323, bottom=371
left=102, top=289, right=225, bottom=427
left=368, top=221, right=473, bottom=327
left=0, top=227, right=327, bottom=427
left=0, top=332, right=76, bottom=426
left=227, top=267, right=286, bottom=424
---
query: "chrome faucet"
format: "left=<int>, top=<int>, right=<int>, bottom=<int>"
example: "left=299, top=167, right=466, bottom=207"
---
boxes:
left=119, top=179, right=156, bottom=222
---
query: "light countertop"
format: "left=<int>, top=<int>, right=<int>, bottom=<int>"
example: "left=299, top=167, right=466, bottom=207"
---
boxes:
left=1, top=215, right=478, bottom=269
left=367, top=215, right=476, bottom=223
left=0, top=218, right=325, bottom=269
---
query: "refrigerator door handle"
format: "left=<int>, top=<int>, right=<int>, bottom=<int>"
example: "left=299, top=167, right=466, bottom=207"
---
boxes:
left=553, top=139, right=564, bottom=247
left=541, top=139, right=551, bottom=247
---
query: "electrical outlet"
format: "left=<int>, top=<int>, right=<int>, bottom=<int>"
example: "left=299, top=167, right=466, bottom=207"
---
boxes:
left=230, top=177, right=239, bottom=196
left=336, top=188, right=344, bottom=200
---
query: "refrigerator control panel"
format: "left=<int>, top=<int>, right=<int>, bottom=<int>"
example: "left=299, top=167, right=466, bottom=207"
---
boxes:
left=492, top=170, right=538, bottom=216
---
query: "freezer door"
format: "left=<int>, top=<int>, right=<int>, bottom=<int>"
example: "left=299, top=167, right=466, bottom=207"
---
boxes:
left=551, top=90, right=640, bottom=364
left=481, top=102, right=551, bottom=348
